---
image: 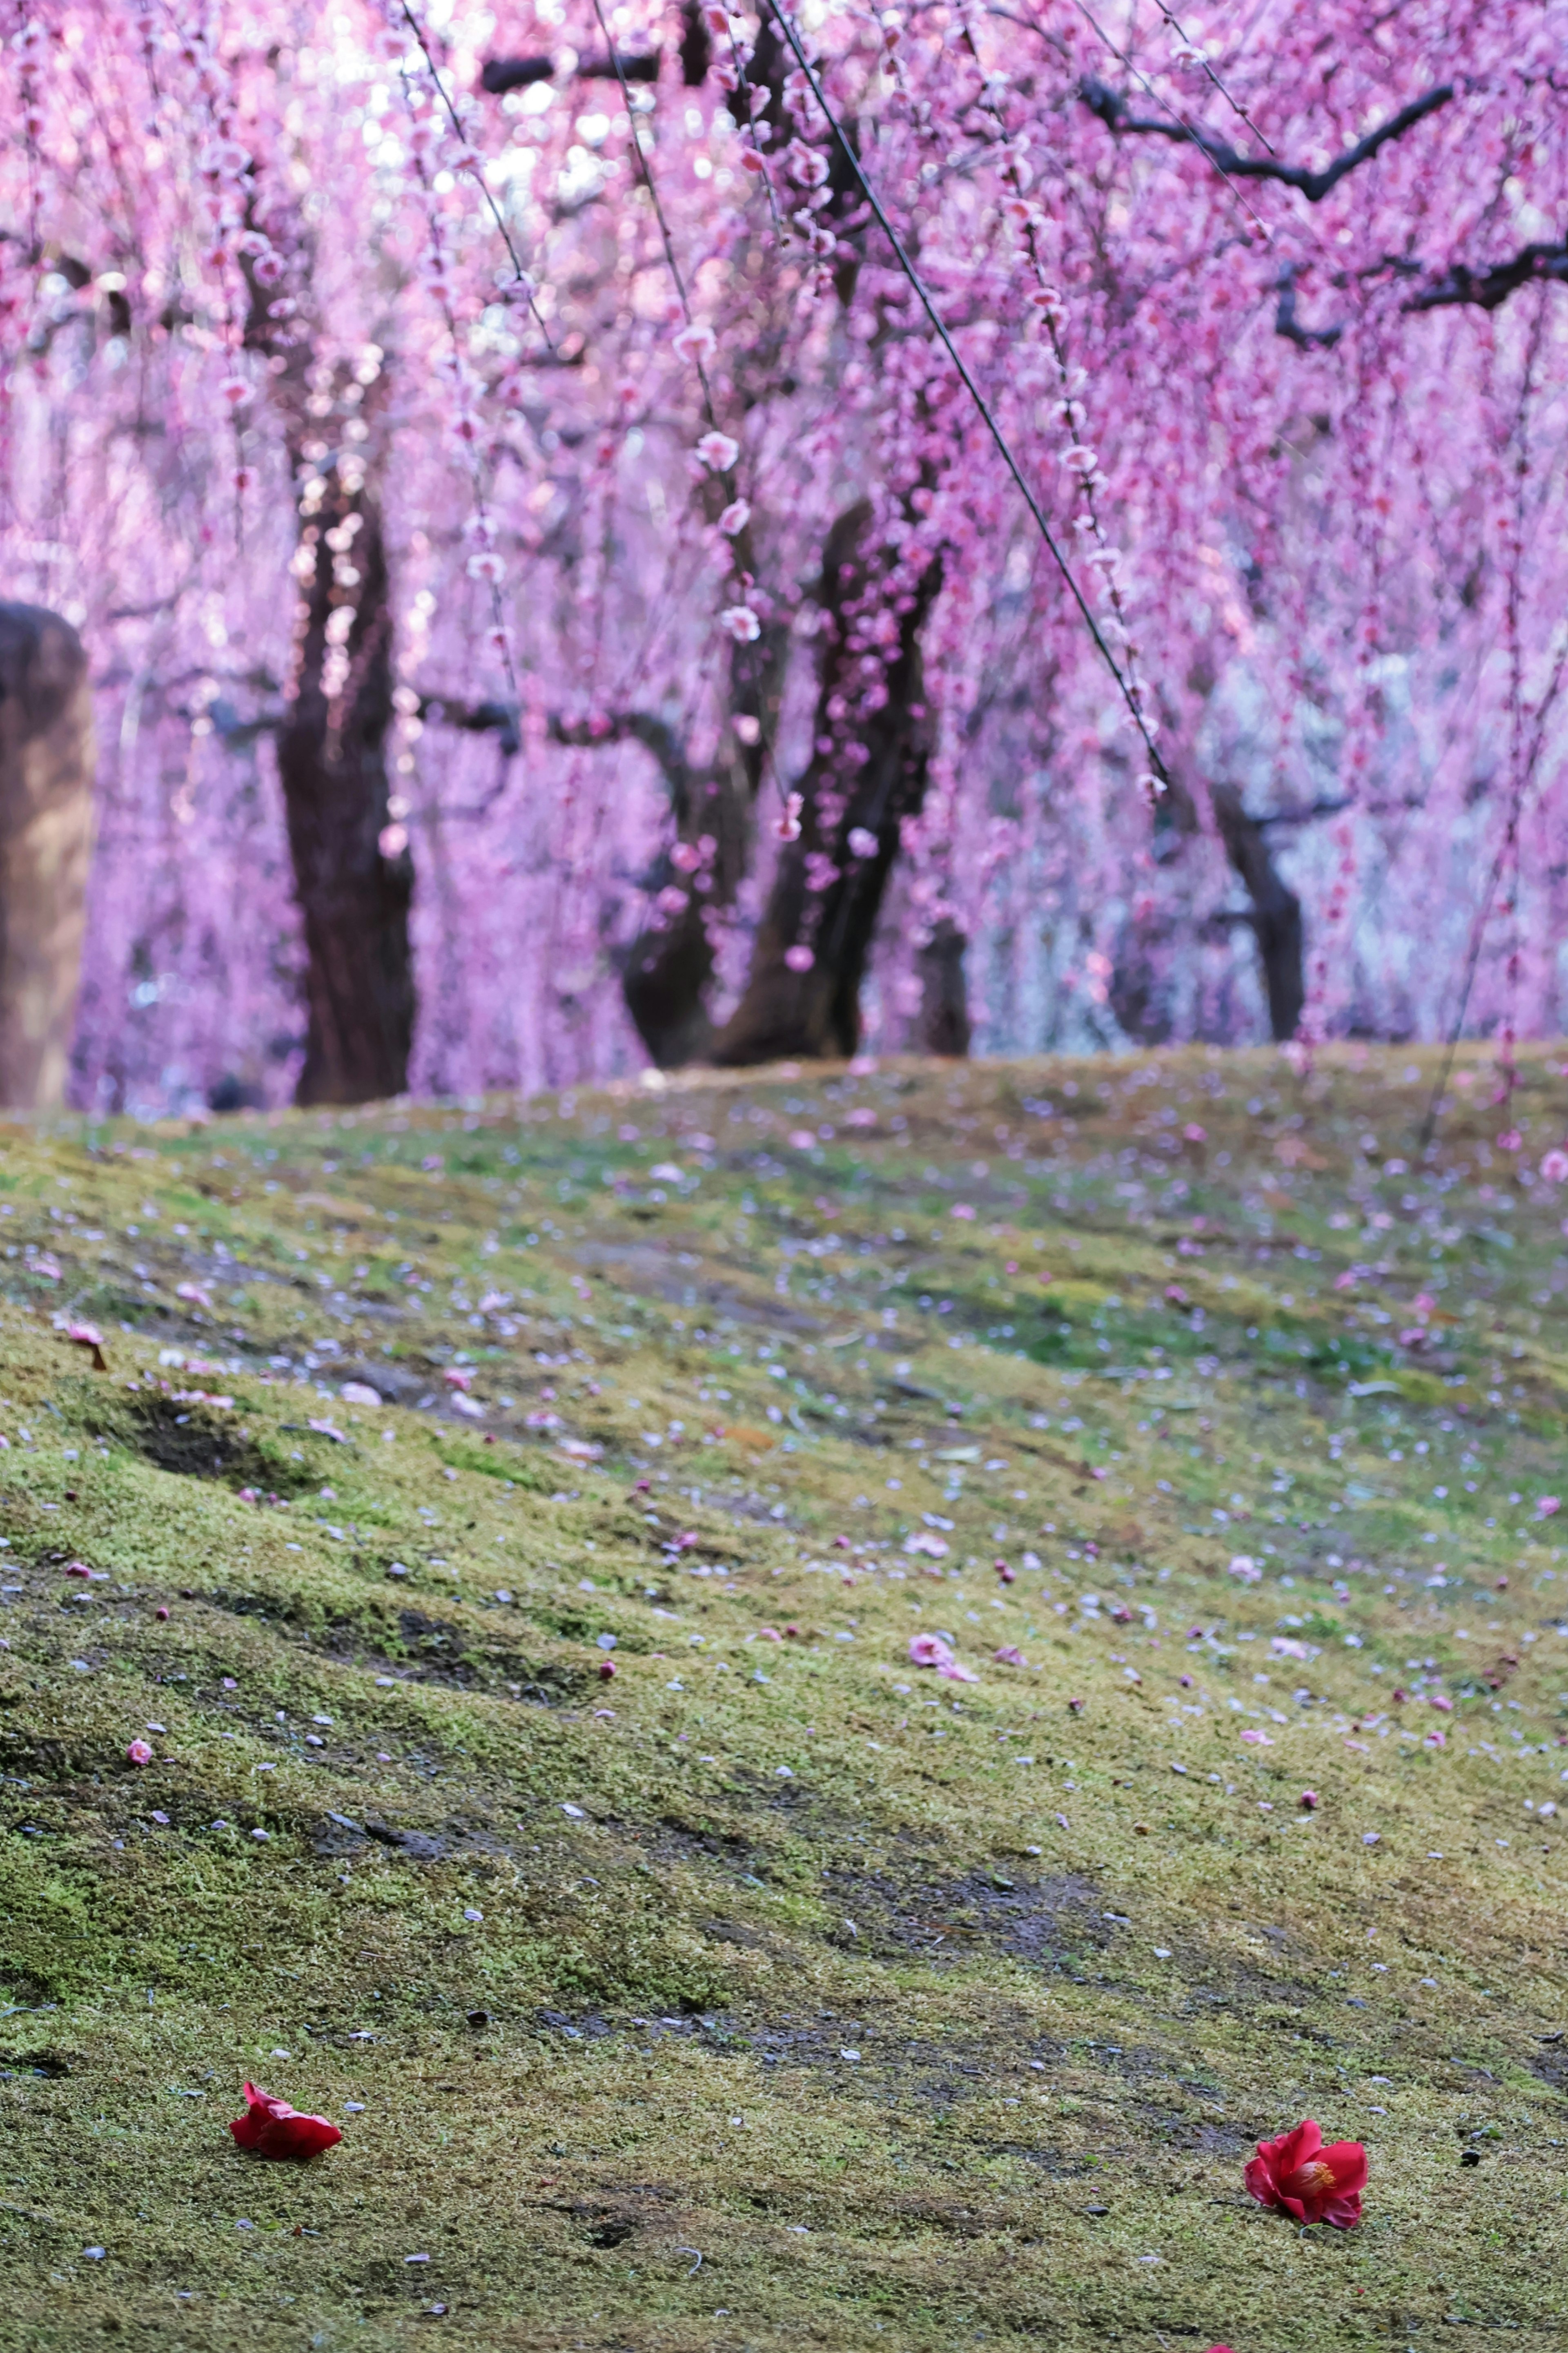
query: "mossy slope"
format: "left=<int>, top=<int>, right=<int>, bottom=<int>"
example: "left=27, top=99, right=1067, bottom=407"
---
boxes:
left=0, top=1045, right=1564, bottom=2350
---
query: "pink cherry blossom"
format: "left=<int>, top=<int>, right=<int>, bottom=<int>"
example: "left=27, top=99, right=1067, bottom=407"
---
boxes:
left=6, top=0, right=1567, bottom=1107
left=909, top=1632, right=954, bottom=1669
left=673, top=323, right=717, bottom=363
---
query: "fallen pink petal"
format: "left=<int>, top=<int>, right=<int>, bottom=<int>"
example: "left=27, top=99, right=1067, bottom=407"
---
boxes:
left=908, top=1633, right=954, bottom=1669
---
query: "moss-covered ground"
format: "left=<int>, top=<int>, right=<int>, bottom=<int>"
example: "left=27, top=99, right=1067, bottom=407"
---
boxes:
left=1, top=1044, right=1566, bottom=2352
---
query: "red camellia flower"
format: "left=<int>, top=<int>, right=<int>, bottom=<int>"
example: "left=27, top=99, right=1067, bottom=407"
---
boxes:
left=1245, top=2119, right=1365, bottom=2228
left=229, top=2082, right=343, bottom=2161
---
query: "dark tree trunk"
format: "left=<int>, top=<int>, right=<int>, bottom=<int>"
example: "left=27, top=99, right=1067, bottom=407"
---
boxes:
left=916, top=917, right=971, bottom=1056
left=609, top=33, right=865, bottom=1068
left=619, top=619, right=789, bottom=1068
left=0, top=602, right=95, bottom=1108
left=275, top=466, right=414, bottom=1104
left=1209, top=782, right=1305, bottom=1041
left=710, top=502, right=942, bottom=1066
left=241, top=214, right=414, bottom=1106
left=1113, top=736, right=1306, bottom=1046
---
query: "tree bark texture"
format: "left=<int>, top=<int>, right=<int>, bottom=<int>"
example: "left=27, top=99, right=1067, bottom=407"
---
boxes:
left=915, top=916, right=972, bottom=1056
left=275, top=466, right=414, bottom=1105
left=710, top=502, right=942, bottom=1066
left=1208, top=780, right=1305, bottom=1042
left=0, top=603, right=96, bottom=1109
left=243, top=218, right=414, bottom=1107
left=1112, top=747, right=1304, bottom=1045
left=619, top=617, right=790, bottom=1068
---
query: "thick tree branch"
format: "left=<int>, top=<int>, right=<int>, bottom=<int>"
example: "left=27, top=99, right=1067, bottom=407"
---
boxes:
left=1405, top=238, right=1568, bottom=312
left=410, top=696, right=693, bottom=808
left=1080, top=75, right=1453, bottom=203
left=480, top=50, right=660, bottom=93
left=1254, top=793, right=1354, bottom=830
left=547, top=711, right=694, bottom=815
left=1274, top=264, right=1342, bottom=349
left=415, top=693, right=520, bottom=756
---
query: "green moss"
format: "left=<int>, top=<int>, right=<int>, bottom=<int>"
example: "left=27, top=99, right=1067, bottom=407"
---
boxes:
left=0, top=1046, right=1564, bottom=2348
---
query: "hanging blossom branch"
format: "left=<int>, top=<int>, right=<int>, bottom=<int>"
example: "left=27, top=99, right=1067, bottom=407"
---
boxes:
left=1061, top=0, right=1276, bottom=243
left=156, top=7, right=269, bottom=515
left=394, top=0, right=554, bottom=350
left=581, top=0, right=805, bottom=964
left=386, top=16, right=522, bottom=710
left=1078, top=74, right=1455, bottom=201
left=1417, top=621, right=1568, bottom=1150
left=721, top=13, right=785, bottom=243
left=1147, top=2, right=1276, bottom=152
left=952, top=2, right=1157, bottom=796
left=587, top=0, right=771, bottom=666
left=1490, top=299, right=1555, bottom=1138
left=762, top=0, right=1170, bottom=794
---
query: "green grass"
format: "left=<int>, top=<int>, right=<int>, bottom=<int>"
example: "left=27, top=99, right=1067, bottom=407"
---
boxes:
left=0, top=1043, right=1566, bottom=2350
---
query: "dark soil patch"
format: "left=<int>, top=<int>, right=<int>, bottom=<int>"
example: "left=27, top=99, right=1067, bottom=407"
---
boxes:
left=0, top=2047, right=75, bottom=2077
left=86, top=1391, right=316, bottom=1494
left=363, top=1815, right=448, bottom=1861
left=194, top=1589, right=590, bottom=1705
left=388, top=1608, right=590, bottom=1702
left=821, top=1865, right=1110, bottom=1967
left=1528, top=2035, right=1568, bottom=2092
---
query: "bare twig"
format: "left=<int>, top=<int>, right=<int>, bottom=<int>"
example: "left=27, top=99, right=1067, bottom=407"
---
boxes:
left=762, top=0, right=1170, bottom=791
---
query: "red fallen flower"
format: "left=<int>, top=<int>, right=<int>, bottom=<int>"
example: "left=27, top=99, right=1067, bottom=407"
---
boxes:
left=1245, top=2119, right=1365, bottom=2228
left=230, top=2083, right=343, bottom=2161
